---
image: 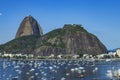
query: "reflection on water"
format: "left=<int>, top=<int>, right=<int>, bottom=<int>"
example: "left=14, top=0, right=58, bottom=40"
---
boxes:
left=0, top=59, right=120, bottom=80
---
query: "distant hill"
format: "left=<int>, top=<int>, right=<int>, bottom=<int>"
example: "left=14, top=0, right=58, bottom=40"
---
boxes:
left=35, top=24, right=107, bottom=56
left=0, top=16, right=107, bottom=56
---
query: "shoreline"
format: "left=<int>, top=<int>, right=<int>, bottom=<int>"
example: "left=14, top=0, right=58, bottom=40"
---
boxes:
left=1, top=58, right=120, bottom=61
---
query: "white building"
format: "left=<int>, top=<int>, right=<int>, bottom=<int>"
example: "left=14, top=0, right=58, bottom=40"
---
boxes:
left=3, top=53, right=14, bottom=58
left=72, top=55, right=79, bottom=59
left=83, top=54, right=93, bottom=59
left=57, top=54, right=63, bottom=59
left=48, top=54, right=55, bottom=58
left=108, top=50, right=116, bottom=56
left=116, top=48, right=120, bottom=57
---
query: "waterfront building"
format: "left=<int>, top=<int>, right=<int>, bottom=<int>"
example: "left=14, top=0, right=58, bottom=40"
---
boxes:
left=116, top=48, right=120, bottom=57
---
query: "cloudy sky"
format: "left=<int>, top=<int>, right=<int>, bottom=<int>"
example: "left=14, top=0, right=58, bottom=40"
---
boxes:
left=0, top=0, right=120, bottom=50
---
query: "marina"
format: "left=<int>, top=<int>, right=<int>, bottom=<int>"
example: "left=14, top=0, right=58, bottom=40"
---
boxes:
left=0, top=59, right=120, bottom=80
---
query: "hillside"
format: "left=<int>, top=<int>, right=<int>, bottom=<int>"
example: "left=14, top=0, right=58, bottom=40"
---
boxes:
left=34, top=24, right=107, bottom=56
left=0, top=36, right=39, bottom=54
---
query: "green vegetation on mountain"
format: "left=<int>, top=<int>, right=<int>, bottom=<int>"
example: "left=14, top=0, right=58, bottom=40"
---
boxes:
left=39, top=28, right=65, bottom=49
left=44, top=24, right=87, bottom=38
left=44, top=28, right=64, bottom=38
left=39, top=24, right=87, bottom=49
left=0, top=36, right=39, bottom=54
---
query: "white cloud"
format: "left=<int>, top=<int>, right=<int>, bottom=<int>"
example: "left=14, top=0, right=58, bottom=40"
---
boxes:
left=0, top=13, right=2, bottom=16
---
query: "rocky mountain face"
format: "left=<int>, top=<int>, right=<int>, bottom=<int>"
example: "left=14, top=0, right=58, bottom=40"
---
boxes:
left=15, top=15, right=43, bottom=38
left=35, top=24, right=107, bottom=56
left=0, top=16, right=107, bottom=56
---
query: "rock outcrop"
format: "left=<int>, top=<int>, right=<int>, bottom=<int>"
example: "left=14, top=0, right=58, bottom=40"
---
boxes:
left=15, top=15, right=43, bottom=38
left=35, top=24, right=107, bottom=56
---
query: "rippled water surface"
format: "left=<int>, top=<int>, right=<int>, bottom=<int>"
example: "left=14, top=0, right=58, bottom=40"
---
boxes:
left=0, top=59, right=120, bottom=80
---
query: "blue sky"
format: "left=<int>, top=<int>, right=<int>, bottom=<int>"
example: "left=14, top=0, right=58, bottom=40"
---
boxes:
left=0, top=0, right=120, bottom=50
